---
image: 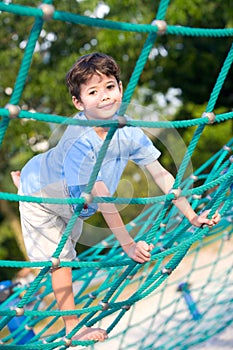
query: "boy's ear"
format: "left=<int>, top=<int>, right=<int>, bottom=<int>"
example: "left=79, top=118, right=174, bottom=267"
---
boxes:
left=119, top=81, right=123, bottom=97
left=72, top=96, right=84, bottom=111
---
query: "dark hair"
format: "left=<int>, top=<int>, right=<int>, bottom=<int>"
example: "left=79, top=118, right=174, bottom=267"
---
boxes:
left=65, top=52, right=121, bottom=100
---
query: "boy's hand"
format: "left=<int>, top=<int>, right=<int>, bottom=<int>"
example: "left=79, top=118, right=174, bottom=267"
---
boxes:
left=122, top=241, right=154, bottom=263
left=191, top=210, right=220, bottom=228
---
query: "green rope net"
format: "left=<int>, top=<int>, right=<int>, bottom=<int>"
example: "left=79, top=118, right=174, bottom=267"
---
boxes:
left=0, top=1, right=233, bottom=349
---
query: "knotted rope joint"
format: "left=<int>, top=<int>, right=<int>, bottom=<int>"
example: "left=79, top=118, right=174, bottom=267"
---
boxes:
left=118, top=116, right=127, bottom=128
left=15, top=307, right=25, bottom=316
left=99, top=301, right=109, bottom=310
left=5, top=104, right=21, bottom=119
left=168, top=187, right=181, bottom=200
left=38, top=4, right=55, bottom=21
left=151, top=20, right=167, bottom=35
left=81, top=192, right=93, bottom=204
left=51, top=257, right=60, bottom=268
left=202, top=111, right=216, bottom=124
left=161, top=266, right=173, bottom=275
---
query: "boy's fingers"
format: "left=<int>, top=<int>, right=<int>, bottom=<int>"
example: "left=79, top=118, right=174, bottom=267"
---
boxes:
left=138, top=249, right=151, bottom=259
left=131, top=241, right=154, bottom=263
left=133, top=249, right=150, bottom=263
left=139, top=241, right=154, bottom=251
left=135, top=249, right=150, bottom=261
left=200, top=210, right=220, bottom=227
left=212, top=211, right=220, bottom=222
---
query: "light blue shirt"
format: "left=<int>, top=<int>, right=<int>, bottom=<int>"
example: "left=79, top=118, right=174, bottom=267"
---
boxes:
left=20, top=113, right=161, bottom=218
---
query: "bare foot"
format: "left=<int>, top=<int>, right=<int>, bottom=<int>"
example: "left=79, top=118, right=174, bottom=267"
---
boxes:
left=11, top=170, right=21, bottom=189
left=72, top=326, right=107, bottom=342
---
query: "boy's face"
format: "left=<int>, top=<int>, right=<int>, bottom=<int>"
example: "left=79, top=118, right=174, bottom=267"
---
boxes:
left=72, top=73, right=123, bottom=120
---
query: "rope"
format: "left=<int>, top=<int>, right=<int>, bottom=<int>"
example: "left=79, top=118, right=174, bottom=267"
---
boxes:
left=0, top=0, right=232, bottom=349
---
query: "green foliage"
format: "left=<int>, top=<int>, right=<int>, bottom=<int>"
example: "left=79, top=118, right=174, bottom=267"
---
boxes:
left=0, top=118, right=50, bottom=186
left=177, top=104, right=232, bottom=170
left=167, top=0, right=233, bottom=26
left=159, top=103, right=233, bottom=177
left=0, top=219, right=25, bottom=281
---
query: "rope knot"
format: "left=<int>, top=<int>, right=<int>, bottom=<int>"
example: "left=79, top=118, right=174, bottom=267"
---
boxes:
left=118, top=115, right=127, bottom=128
left=151, top=20, right=167, bottom=35
left=81, top=192, right=93, bottom=204
left=122, top=304, right=131, bottom=310
left=38, top=4, right=55, bottom=21
left=63, top=337, right=72, bottom=347
left=161, top=266, right=173, bottom=275
left=168, top=187, right=181, bottom=200
left=223, top=145, right=231, bottom=152
left=202, top=111, right=216, bottom=124
left=99, top=301, right=109, bottom=310
left=15, top=307, right=25, bottom=316
left=5, top=104, right=21, bottom=119
left=51, top=257, right=60, bottom=269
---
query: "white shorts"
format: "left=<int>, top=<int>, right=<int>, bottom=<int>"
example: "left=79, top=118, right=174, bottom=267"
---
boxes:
left=19, top=197, right=83, bottom=262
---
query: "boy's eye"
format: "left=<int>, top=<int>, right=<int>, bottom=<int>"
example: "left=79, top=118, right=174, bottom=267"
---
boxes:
left=89, top=90, right=97, bottom=95
left=107, top=84, right=115, bottom=89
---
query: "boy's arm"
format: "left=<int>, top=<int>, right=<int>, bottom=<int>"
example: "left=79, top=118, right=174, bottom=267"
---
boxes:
left=145, top=160, right=220, bottom=227
left=92, top=181, right=153, bottom=263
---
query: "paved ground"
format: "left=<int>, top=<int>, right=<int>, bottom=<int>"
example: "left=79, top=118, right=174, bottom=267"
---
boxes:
left=193, top=325, right=233, bottom=349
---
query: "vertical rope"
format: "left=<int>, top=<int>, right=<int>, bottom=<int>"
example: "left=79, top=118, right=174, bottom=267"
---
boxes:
left=121, top=0, right=171, bottom=113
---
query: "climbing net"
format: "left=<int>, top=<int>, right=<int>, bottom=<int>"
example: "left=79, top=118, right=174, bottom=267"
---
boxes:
left=0, top=1, right=233, bottom=349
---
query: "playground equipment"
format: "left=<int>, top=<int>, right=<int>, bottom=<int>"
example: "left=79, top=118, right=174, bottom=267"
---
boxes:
left=0, top=1, right=232, bottom=349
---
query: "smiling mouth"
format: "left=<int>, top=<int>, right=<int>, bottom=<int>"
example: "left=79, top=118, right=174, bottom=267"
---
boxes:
left=98, top=102, right=115, bottom=109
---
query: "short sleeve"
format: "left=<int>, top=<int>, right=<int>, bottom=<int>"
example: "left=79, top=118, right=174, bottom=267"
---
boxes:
left=129, top=127, right=161, bottom=165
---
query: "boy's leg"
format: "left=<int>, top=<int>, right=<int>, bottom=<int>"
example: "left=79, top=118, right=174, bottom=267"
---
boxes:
left=18, top=182, right=107, bottom=342
left=51, top=267, right=77, bottom=331
left=51, top=267, right=107, bottom=341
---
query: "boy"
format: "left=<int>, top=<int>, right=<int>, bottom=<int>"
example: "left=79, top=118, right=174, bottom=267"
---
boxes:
left=12, top=52, right=220, bottom=342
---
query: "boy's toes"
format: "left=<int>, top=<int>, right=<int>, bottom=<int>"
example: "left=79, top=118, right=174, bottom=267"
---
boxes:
left=73, top=326, right=107, bottom=342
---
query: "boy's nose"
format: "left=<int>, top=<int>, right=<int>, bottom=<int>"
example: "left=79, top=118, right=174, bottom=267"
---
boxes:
left=101, top=91, right=110, bottom=101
